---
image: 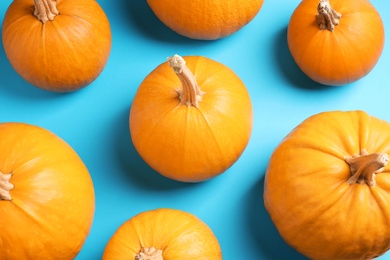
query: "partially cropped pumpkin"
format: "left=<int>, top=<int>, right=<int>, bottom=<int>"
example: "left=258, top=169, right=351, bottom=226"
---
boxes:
left=264, top=110, right=390, bottom=259
left=0, top=122, right=95, bottom=259
left=102, top=208, right=222, bottom=259
left=129, top=54, right=253, bottom=182
left=2, top=0, right=112, bottom=92
left=287, top=0, right=384, bottom=86
left=146, top=0, right=264, bottom=40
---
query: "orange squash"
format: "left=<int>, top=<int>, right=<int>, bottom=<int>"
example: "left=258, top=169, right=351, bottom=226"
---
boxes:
left=129, top=54, right=253, bottom=182
left=287, top=0, right=384, bottom=86
left=102, top=208, right=222, bottom=259
left=0, top=122, right=95, bottom=259
left=2, top=0, right=112, bottom=92
left=146, top=0, right=264, bottom=40
left=264, top=110, right=390, bottom=259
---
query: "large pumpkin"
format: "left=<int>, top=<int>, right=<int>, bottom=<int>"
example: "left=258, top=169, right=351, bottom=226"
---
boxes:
left=2, top=0, right=112, bottom=92
left=287, top=0, right=384, bottom=86
left=264, top=110, right=390, bottom=259
left=146, top=0, right=264, bottom=40
left=102, top=208, right=222, bottom=259
left=0, top=122, right=95, bottom=259
left=129, top=54, right=253, bottom=182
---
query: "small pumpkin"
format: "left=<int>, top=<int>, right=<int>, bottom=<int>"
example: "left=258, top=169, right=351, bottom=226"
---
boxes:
left=102, top=208, right=222, bottom=259
left=0, top=122, right=95, bottom=259
left=129, top=54, right=253, bottom=182
left=146, top=0, right=264, bottom=40
left=2, top=0, right=112, bottom=92
left=287, top=0, right=385, bottom=86
left=264, top=110, right=390, bottom=259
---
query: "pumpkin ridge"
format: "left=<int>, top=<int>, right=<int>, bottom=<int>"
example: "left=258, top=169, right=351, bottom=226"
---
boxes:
left=337, top=28, right=371, bottom=80
left=323, top=31, right=354, bottom=84
left=196, top=109, right=229, bottom=166
left=132, top=101, right=182, bottom=139
left=9, top=197, right=60, bottom=242
left=284, top=126, right=348, bottom=159
left=2, top=12, right=31, bottom=31
left=10, top=193, right=89, bottom=256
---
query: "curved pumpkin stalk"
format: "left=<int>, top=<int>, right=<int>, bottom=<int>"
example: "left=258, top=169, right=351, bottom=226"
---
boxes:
left=168, top=54, right=205, bottom=108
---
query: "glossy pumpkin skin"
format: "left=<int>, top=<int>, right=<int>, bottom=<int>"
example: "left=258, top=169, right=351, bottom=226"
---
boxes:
left=287, top=0, right=384, bottom=86
left=2, top=0, right=112, bottom=92
left=264, top=111, right=390, bottom=259
left=102, top=208, right=222, bottom=260
left=0, top=123, right=95, bottom=259
left=129, top=56, right=253, bottom=182
left=147, top=0, right=264, bottom=40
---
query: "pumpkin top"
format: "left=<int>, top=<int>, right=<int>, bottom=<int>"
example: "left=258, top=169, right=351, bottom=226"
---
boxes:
left=102, top=208, right=222, bottom=259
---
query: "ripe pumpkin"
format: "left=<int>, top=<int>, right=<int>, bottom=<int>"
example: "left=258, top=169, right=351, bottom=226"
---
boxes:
left=0, top=122, right=95, bottom=259
left=2, top=0, right=112, bottom=92
left=264, top=110, right=390, bottom=259
left=129, top=54, right=253, bottom=182
left=102, top=208, right=222, bottom=259
left=287, top=0, right=385, bottom=86
left=146, top=0, right=264, bottom=40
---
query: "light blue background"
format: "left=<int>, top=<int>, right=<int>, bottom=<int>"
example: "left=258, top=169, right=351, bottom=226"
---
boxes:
left=0, top=0, right=389, bottom=259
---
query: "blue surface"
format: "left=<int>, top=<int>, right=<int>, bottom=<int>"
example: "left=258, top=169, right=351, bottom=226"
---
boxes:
left=0, top=0, right=389, bottom=259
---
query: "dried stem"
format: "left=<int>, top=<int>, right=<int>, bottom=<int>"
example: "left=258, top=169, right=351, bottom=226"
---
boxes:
left=167, top=54, right=204, bottom=108
left=316, top=0, right=342, bottom=31
left=0, top=171, right=14, bottom=201
left=33, top=0, right=59, bottom=23
left=135, top=247, right=163, bottom=260
left=345, top=149, right=388, bottom=186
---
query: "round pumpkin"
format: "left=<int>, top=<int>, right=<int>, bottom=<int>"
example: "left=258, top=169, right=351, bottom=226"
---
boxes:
left=102, top=208, right=222, bottom=259
left=0, top=122, right=95, bottom=259
left=287, top=0, right=384, bottom=86
left=2, top=0, right=112, bottom=92
left=146, top=0, right=264, bottom=40
left=264, top=110, right=390, bottom=259
left=129, top=54, right=253, bottom=182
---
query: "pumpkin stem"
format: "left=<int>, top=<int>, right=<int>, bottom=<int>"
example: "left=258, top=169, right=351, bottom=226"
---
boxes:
left=345, top=149, right=389, bottom=186
left=135, top=247, right=163, bottom=260
left=316, top=0, right=341, bottom=31
left=167, top=54, right=204, bottom=108
left=0, top=171, right=14, bottom=201
left=33, top=0, right=59, bottom=23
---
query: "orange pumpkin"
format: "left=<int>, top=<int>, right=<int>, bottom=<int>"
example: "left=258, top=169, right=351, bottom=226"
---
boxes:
left=102, top=208, right=222, bottom=259
left=2, top=0, right=112, bottom=92
left=264, top=110, right=390, bottom=259
left=129, top=54, right=253, bottom=182
left=287, top=0, right=384, bottom=86
left=146, top=0, right=264, bottom=40
left=0, top=122, right=95, bottom=259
